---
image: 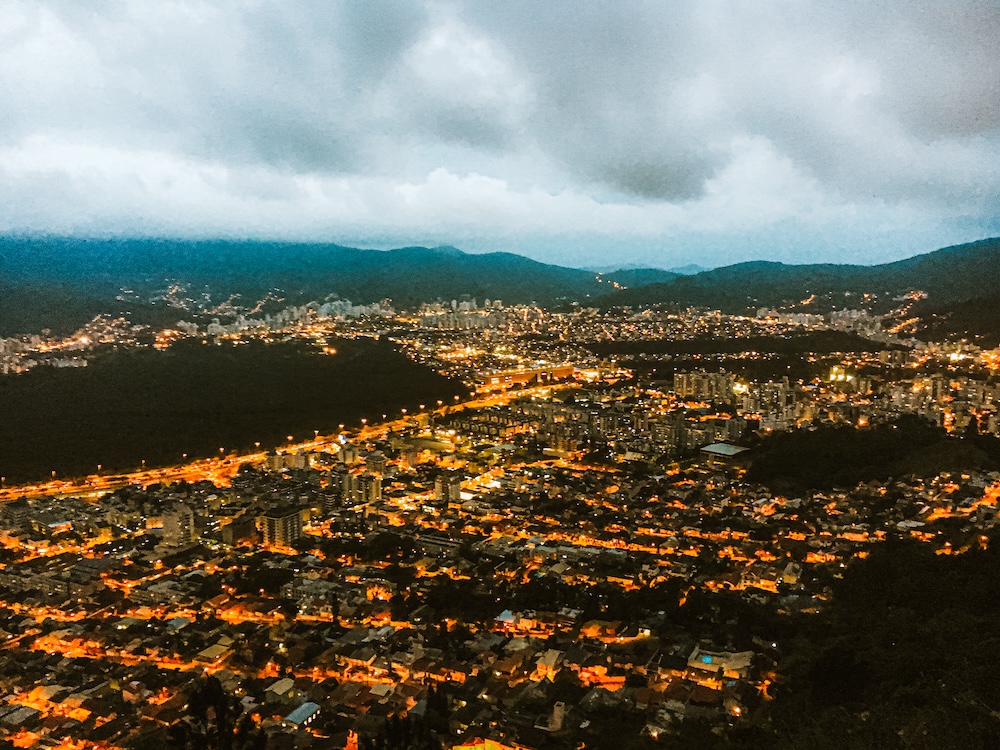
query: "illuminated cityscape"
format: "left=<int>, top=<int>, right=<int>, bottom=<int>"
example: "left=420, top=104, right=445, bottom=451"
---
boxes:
left=1, top=270, right=1000, bottom=748
left=3, top=2, right=1000, bottom=748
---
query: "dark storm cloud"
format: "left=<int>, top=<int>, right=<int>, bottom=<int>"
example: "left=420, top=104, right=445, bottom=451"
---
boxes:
left=0, top=1, right=998, bottom=266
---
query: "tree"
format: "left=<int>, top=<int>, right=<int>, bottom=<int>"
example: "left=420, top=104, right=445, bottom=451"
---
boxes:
left=168, top=675, right=265, bottom=750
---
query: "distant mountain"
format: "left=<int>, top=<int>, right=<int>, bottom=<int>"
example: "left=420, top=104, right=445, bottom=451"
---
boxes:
left=0, top=238, right=590, bottom=298
left=602, top=267, right=679, bottom=288
left=667, top=263, right=706, bottom=275
left=0, top=237, right=617, bottom=336
left=600, top=238, right=1000, bottom=315
left=2, top=236, right=998, bottom=341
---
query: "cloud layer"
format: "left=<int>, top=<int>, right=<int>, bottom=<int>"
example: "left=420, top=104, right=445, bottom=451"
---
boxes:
left=1, top=1, right=998, bottom=267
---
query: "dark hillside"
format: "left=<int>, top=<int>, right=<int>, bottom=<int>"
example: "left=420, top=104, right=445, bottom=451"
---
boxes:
left=601, top=237, right=1000, bottom=314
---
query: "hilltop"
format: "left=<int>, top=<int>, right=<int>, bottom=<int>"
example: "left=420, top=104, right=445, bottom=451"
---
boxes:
left=600, top=237, right=1000, bottom=313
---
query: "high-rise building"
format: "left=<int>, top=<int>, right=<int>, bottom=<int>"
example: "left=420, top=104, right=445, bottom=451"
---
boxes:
left=434, top=471, right=463, bottom=504
left=358, top=473, right=382, bottom=504
left=673, top=370, right=735, bottom=402
left=364, top=450, right=388, bottom=475
left=284, top=452, right=308, bottom=470
left=260, top=507, right=303, bottom=547
left=343, top=472, right=382, bottom=504
left=162, top=503, right=197, bottom=546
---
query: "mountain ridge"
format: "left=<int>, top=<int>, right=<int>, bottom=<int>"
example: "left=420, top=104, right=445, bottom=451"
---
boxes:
left=599, top=237, right=1000, bottom=312
left=1, top=235, right=998, bottom=339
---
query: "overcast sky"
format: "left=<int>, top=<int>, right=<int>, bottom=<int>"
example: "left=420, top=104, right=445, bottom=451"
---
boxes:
left=1, top=1, right=998, bottom=268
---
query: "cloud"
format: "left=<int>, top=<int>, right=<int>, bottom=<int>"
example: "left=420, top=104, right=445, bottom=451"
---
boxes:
left=0, top=0, right=997, bottom=266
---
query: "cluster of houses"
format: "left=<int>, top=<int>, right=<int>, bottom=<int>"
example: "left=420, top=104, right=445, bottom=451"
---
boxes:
left=0, top=413, right=995, bottom=749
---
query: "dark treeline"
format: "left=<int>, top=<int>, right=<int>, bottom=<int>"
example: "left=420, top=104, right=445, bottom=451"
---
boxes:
left=913, top=291, right=1000, bottom=348
left=746, top=416, right=1000, bottom=493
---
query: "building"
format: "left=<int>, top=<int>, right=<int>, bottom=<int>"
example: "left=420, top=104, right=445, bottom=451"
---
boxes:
left=481, top=364, right=575, bottom=391
left=265, top=451, right=309, bottom=472
left=699, top=443, right=750, bottom=467
left=162, top=504, right=197, bottom=546
left=283, top=701, right=320, bottom=729
left=264, top=452, right=284, bottom=472
left=674, top=371, right=736, bottom=402
left=434, top=471, right=463, bottom=504
left=365, top=450, right=388, bottom=475
left=284, top=452, right=308, bottom=471
left=260, top=506, right=303, bottom=547
left=343, top=472, right=382, bottom=504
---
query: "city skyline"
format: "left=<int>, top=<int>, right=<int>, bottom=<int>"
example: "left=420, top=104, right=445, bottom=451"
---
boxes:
left=2, top=1, right=999, bottom=269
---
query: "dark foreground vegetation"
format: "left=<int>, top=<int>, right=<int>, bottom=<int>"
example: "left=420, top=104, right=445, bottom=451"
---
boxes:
left=746, top=416, right=1000, bottom=493
left=0, top=337, right=466, bottom=484
left=662, top=536, right=1000, bottom=750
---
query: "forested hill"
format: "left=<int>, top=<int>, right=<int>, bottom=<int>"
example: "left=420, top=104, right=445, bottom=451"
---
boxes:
left=0, top=238, right=602, bottom=305
left=600, top=237, right=1000, bottom=313
left=0, top=238, right=617, bottom=335
left=2, top=236, right=999, bottom=340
